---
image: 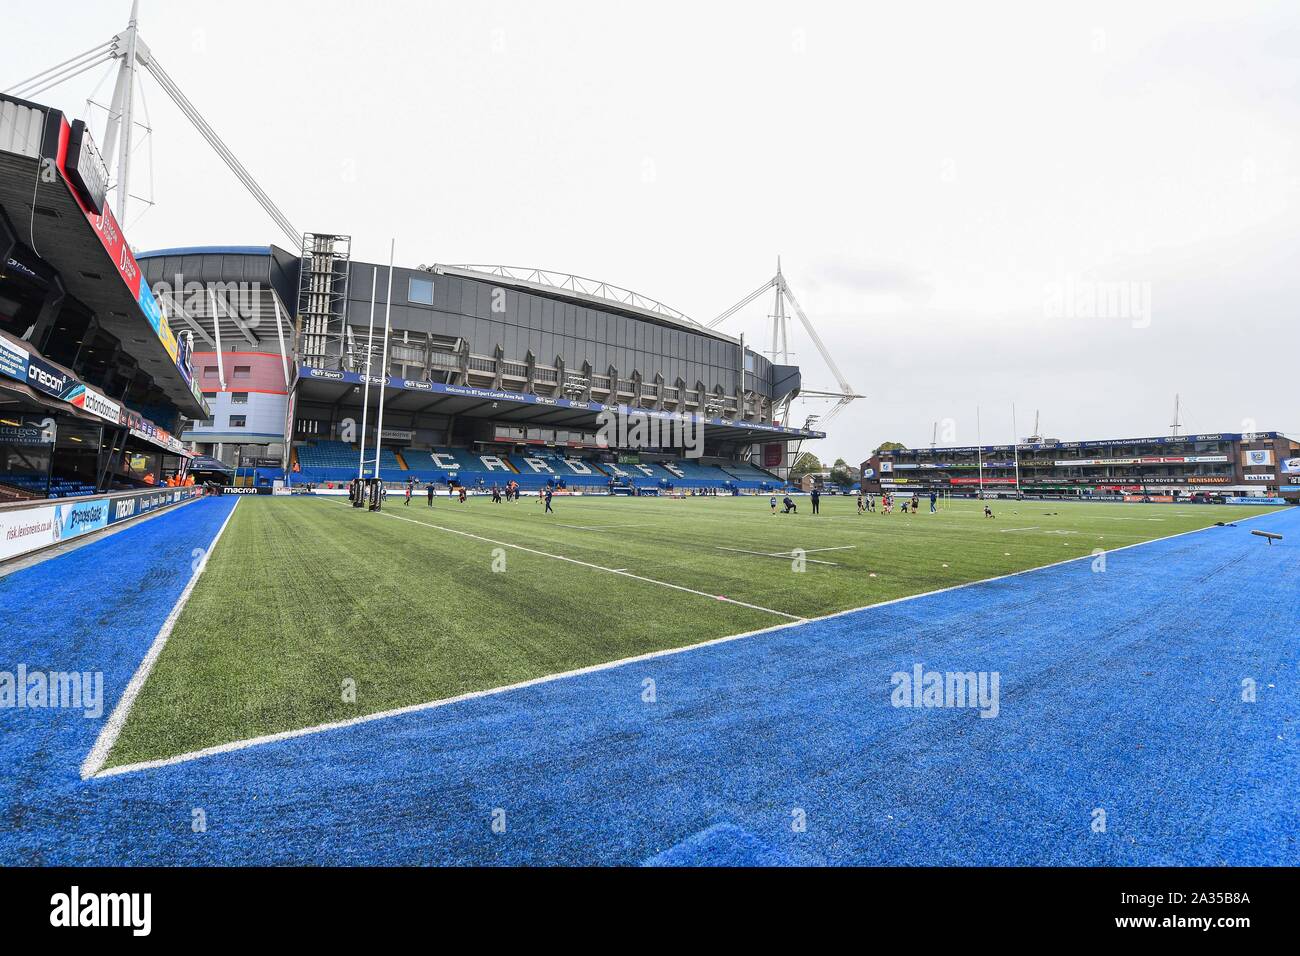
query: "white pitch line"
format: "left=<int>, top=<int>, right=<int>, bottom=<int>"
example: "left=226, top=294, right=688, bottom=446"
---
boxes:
left=997, top=527, right=1039, bottom=533
left=555, top=523, right=651, bottom=532
left=714, top=546, right=840, bottom=566
left=335, top=499, right=803, bottom=622
left=90, top=503, right=1284, bottom=780
left=1087, top=516, right=1166, bottom=522
left=80, top=496, right=241, bottom=780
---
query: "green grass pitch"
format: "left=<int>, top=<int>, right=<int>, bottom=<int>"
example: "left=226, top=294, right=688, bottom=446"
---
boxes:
left=105, top=494, right=1276, bottom=767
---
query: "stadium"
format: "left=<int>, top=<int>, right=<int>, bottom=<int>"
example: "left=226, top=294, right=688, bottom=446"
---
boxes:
left=1, top=4, right=1298, bottom=892
left=137, top=243, right=819, bottom=493
left=864, top=431, right=1300, bottom=504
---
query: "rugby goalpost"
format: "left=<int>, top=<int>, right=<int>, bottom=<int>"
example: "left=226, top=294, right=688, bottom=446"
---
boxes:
left=352, top=242, right=396, bottom=508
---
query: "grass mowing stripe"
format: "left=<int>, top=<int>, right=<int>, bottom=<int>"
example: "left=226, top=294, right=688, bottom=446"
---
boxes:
left=329, top=497, right=804, bottom=621
left=103, top=497, right=777, bottom=767
left=373, top=495, right=1279, bottom=621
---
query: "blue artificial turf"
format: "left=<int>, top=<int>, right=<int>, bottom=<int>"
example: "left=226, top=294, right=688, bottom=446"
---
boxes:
left=1, top=502, right=1296, bottom=865
left=643, top=823, right=792, bottom=866
left=0, top=496, right=237, bottom=860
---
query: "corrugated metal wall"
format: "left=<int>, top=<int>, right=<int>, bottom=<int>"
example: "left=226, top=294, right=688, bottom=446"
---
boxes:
left=0, top=99, right=46, bottom=159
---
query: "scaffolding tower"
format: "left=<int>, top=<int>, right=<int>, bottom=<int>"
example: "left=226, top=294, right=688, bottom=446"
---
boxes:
left=296, top=233, right=352, bottom=371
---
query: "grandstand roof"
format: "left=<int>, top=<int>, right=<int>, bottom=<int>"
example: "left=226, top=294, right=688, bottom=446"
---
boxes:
left=296, top=365, right=824, bottom=445
left=136, top=245, right=284, bottom=259
left=432, top=264, right=739, bottom=344
left=0, top=96, right=207, bottom=420
left=880, top=431, right=1289, bottom=456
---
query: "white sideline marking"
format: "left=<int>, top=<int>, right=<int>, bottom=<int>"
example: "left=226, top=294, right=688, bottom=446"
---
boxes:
left=997, top=527, right=1039, bottom=533
left=80, top=496, right=241, bottom=780
left=90, top=503, right=1284, bottom=780
left=334, top=499, right=802, bottom=621
left=555, top=523, right=651, bottom=532
left=1087, top=516, right=1166, bottom=522
left=714, top=546, right=844, bottom=566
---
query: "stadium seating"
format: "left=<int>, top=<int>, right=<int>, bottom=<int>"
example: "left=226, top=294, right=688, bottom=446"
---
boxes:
left=403, top=448, right=517, bottom=486
left=658, top=459, right=736, bottom=488
left=599, top=460, right=671, bottom=489
left=374, top=448, right=403, bottom=473
left=295, top=440, right=355, bottom=469
left=294, top=441, right=359, bottom=483
left=290, top=441, right=782, bottom=493
left=0, top=474, right=100, bottom=498
left=507, top=450, right=609, bottom=489
left=719, top=461, right=782, bottom=489
left=295, top=441, right=405, bottom=484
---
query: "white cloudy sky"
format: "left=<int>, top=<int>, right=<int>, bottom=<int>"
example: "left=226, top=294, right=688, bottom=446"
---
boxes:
left=8, top=0, right=1298, bottom=462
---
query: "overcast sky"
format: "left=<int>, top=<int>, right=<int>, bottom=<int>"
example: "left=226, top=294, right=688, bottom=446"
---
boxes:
left=8, top=1, right=1298, bottom=462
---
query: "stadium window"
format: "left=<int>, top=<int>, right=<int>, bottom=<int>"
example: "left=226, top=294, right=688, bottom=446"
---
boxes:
left=233, top=365, right=251, bottom=379
left=203, top=366, right=218, bottom=378
left=231, top=392, right=249, bottom=404
left=202, top=391, right=217, bottom=400
left=408, top=277, right=435, bottom=305
left=229, top=415, right=247, bottom=428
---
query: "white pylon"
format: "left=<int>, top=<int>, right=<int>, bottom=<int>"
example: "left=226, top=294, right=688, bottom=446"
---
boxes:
left=709, top=259, right=863, bottom=427
left=4, top=1, right=299, bottom=242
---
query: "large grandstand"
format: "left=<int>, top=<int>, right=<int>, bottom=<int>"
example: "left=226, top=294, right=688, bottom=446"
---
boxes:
left=0, top=92, right=205, bottom=562
left=864, top=431, right=1299, bottom=503
left=135, top=244, right=821, bottom=495
left=291, top=439, right=783, bottom=492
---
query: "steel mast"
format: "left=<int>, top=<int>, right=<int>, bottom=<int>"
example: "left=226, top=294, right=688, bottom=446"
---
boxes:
left=4, top=0, right=300, bottom=243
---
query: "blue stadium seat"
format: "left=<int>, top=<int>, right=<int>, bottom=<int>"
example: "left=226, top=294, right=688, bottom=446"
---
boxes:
left=658, top=459, right=736, bottom=488
left=507, top=451, right=608, bottom=487
left=713, top=461, right=780, bottom=490
left=0, top=474, right=99, bottom=498
left=295, top=441, right=401, bottom=484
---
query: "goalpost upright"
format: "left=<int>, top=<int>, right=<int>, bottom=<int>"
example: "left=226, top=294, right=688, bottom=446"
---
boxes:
left=370, top=240, right=397, bottom=494
left=357, top=264, right=380, bottom=483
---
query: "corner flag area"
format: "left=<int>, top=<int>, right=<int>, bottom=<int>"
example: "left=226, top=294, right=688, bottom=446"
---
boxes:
left=1, top=494, right=1296, bottom=864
